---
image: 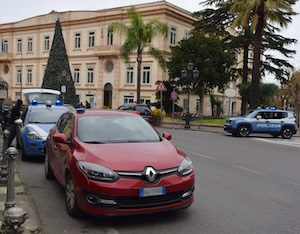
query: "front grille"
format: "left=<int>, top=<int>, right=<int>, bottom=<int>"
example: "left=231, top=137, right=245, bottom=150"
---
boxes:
left=83, top=186, right=194, bottom=210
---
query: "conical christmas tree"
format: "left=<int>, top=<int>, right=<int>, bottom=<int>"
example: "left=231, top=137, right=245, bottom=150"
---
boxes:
left=42, top=18, right=78, bottom=107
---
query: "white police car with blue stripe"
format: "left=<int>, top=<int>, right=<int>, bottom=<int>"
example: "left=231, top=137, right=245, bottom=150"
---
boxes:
left=21, top=99, right=69, bottom=160
left=224, top=107, right=297, bottom=139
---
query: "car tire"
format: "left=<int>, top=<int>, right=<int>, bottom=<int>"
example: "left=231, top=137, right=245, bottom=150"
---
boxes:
left=44, top=152, right=55, bottom=180
left=281, top=127, right=292, bottom=139
left=238, top=125, right=250, bottom=137
left=65, top=173, right=82, bottom=218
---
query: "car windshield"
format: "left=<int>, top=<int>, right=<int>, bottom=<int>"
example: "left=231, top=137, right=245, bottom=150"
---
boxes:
left=242, top=110, right=256, bottom=118
left=77, top=115, right=160, bottom=143
left=28, top=108, right=68, bottom=124
left=135, top=106, right=151, bottom=113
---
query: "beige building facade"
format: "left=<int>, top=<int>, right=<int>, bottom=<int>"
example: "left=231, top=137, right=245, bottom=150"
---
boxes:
left=0, top=1, right=241, bottom=115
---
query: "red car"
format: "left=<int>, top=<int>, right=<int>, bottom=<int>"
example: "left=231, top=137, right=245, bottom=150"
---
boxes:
left=44, top=108, right=195, bottom=217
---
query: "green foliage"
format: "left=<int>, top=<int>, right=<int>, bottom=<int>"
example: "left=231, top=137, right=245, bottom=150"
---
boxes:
left=109, top=6, right=169, bottom=103
left=167, top=31, right=236, bottom=98
left=42, top=19, right=78, bottom=107
left=237, top=81, right=279, bottom=108
left=152, top=108, right=163, bottom=118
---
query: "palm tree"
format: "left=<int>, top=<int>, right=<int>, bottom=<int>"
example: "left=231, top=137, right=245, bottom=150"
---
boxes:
left=108, top=6, right=169, bottom=103
left=229, top=0, right=296, bottom=109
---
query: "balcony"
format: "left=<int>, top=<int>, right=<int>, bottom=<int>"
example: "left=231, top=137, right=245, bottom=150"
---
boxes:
left=93, top=45, right=121, bottom=58
left=0, top=52, right=13, bottom=62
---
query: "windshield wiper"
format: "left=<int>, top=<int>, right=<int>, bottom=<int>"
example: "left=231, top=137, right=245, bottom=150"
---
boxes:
left=83, top=141, right=106, bottom=144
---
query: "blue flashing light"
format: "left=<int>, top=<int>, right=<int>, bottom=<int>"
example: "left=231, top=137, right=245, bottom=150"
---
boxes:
left=55, top=99, right=62, bottom=105
left=76, top=108, right=85, bottom=114
left=271, top=106, right=277, bottom=110
left=32, top=99, right=38, bottom=105
left=265, top=106, right=270, bottom=109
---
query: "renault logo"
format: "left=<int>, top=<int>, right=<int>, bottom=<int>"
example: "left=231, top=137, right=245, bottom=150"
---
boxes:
left=145, top=167, right=157, bottom=182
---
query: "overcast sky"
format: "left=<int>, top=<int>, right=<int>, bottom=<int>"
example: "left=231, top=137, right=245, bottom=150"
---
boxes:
left=1, top=0, right=299, bottom=84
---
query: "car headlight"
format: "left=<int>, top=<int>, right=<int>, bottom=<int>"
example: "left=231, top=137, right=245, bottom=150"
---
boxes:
left=178, top=157, right=193, bottom=176
left=77, top=161, right=119, bottom=182
left=27, top=131, right=42, bottom=140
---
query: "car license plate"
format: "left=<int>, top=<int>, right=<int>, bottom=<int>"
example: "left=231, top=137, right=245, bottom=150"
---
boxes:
left=139, top=186, right=166, bottom=197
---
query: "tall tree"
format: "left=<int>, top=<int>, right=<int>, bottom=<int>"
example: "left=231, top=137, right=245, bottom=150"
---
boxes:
left=108, top=7, right=168, bottom=103
left=229, top=0, right=297, bottom=109
left=194, top=0, right=297, bottom=114
left=42, top=19, right=78, bottom=107
left=167, top=31, right=236, bottom=115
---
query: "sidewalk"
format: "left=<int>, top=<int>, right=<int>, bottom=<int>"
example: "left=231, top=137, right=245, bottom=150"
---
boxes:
left=0, top=134, right=42, bottom=233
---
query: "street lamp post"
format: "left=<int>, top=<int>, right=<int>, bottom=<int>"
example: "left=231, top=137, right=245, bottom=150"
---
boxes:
left=181, top=61, right=199, bottom=129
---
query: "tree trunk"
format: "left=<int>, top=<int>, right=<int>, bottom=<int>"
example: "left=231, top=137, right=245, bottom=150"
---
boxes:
left=136, top=49, right=142, bottom=103
left=250, top=1, right=264, bottom=109
left=241, top=40, right=250, bottom=114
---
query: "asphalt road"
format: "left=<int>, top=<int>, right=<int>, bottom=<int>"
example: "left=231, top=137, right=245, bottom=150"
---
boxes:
left=16, top=129, right=300, bottom=234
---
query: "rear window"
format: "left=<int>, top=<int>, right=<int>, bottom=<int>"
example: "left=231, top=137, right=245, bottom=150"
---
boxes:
left=135, top=106, right=151, bottom=112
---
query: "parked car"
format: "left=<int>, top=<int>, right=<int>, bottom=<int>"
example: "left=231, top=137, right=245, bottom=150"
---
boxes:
left=20, top=99, right=69, bottom=160
left=224, top=107, right=297, bottom=139
left=117, top=103, right=153, bottom=124
left=44, top=108, right=195, bottom=217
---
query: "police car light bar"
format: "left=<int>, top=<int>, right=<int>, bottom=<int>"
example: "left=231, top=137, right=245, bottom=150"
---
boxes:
left=76, top=108, right=85, bottom=113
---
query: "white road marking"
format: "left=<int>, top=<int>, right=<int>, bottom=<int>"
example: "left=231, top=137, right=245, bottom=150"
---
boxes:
left=254, top=138, right=300, bottom=148
left=232, top=164, right=262, bottom=175
left=179, top=148, right=219, bottom=161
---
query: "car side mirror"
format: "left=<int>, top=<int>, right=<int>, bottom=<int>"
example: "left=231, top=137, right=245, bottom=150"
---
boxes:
left=256, top=115, right=262, bottom=120
left=53, top=133, right=69, bottom=144
left=162, top=132, right=172, bottom=140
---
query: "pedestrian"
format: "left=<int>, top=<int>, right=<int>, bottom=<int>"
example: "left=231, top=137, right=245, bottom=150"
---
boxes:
left=85, top=100, right=91, bottom=109
left=7, top=99, right=23, bottom=148
left=0, top=100, right=3, bottom=124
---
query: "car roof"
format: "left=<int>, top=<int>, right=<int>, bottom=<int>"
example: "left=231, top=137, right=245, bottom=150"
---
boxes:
left=29, top=104, right=69, bottom=110
left=73, top=109, right=142, bottom=117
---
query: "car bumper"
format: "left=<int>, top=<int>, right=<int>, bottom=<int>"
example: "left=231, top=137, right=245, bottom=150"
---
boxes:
left=223, top=124, right=235, bottom=133
left=72, top=168, right=195, bottom=216
left=22, top=138, right=45, bottom=157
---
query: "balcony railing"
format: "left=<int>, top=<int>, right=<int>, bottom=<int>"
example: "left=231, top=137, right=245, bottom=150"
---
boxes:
left=93, top=45, right=121, bottom=57
left=0, top=52, right=13, bottom=62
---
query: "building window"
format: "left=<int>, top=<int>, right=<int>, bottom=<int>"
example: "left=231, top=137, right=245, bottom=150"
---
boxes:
left=124, top=96, right=134, bottom=104
left=44, top=36, right=50, bottom=51
left=107, top=31, right=113, bottom=45
left=27, top=69, right=32, bottom=83
left=142, top=66, right=150, bottom=84
left=126, top=66, right=134, bottom=84
left=140, top=98, right=151, bottom=105
left=75, top=33, right=81, bottom=49
left=27, top=38, right=33, bottom=52
left=88, top=32, right=95, bottom=48
left=17, top=39, right=22, bottom=53
left=74, top=68, right=80, bottom=83
left=17, top=69, right=22, bottom=83
left=170, top=27, right=177, bottom=45
left=2, top=40, right=8, bottom=53
left=87, top=68, right=94, bottom=83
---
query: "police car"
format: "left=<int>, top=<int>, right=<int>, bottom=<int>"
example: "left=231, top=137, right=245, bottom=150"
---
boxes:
left=20, top=99, right=69, bottom=160
left=224, top=107, right=297, bottom=139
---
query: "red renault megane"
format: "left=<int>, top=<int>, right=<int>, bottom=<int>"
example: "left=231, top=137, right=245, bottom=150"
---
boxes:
left=44, top=108, right=195, bottom=217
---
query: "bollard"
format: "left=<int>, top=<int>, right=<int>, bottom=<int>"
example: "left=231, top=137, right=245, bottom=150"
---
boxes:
left=1, top=146, right=27, bottom=233
left=0, top=129, right=10, bottom=185
left=15, top=119, right=23, bottom=150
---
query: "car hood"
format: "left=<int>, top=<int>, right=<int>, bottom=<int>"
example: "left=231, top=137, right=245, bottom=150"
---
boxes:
left=24, top=124, right=55, bottom=139
left=76, top=139, right=185, bottom=171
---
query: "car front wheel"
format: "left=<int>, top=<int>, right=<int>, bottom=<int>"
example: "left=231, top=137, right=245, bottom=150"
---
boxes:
left=238, top=125, right=250, bottom=137
left=281, top=127, right=292, bottom=139
left=65, top=173, right=82, bottom=218
left=44, top=152, right=55, bottom=180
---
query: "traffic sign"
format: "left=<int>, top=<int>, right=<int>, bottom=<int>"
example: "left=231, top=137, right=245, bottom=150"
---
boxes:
left=156, top=81, right=167, bottom=91
left=171, top=91, right=177, bottom=100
